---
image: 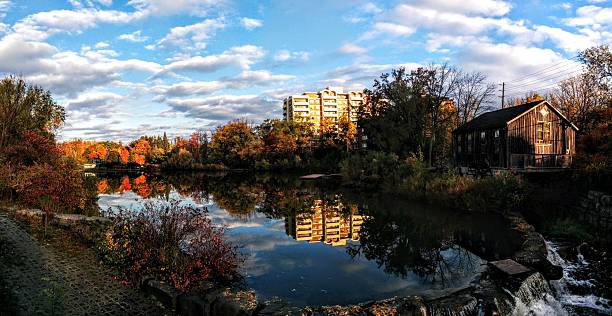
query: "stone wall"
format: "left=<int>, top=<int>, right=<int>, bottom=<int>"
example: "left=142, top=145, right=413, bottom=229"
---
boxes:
left=576, top=190, right=612, bottom=233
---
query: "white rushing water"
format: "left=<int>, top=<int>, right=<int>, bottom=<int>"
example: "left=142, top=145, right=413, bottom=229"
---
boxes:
left=546, top=240, right=612, bottom=315
left=500, top=240, right=611, bottom=315
left=505, top=272, right=568, bottom=316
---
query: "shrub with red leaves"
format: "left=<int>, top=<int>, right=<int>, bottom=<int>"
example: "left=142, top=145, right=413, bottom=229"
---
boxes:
left=98, top=200, right=242, bottom=291
left=0, top=131, right=96, bottom=213
left=10, top=161, right=88, bottom=212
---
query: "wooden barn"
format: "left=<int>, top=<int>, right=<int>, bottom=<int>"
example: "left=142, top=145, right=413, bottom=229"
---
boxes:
left=452, top=100, right=578, bottom=172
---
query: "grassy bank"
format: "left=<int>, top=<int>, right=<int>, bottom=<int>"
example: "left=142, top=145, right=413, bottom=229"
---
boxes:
left=341, top=152, right=526, bottom=214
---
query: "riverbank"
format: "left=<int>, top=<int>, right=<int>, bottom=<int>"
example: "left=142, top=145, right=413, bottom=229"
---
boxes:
left=0, top=201, right=562, bottom=316
left=0, top=206, right=168, bottom=315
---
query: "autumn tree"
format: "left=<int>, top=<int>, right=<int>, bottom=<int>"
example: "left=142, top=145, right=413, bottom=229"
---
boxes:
left=86, top=143, right=108, bottom=161
left=188, top=131, right=208, bottom=162
left=130, top=138, right=151, bottom=166
left=338, top=113, right=357, bottom=151
left=256, top=119, right=316, bottom=168
left=60, top=140, right=87, bottom=165
left=209, top=120, right=262, bottom=168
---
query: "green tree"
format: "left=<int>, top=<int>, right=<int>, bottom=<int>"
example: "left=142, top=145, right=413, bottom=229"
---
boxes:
left=361, top=67, right=428, bottom=158
left=0, top=76, right=65, bottom=149
left=579, top=44, right=612, bottom=97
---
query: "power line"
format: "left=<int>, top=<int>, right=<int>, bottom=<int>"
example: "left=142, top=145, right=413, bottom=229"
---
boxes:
left=504, top=66, right=584, bottom=93
left=506, top=62, right=583, bottom=87
left=505, top=40, right=612, bottom=85
left=505, top=57, right=579, bottom=84
left=504, top=83, right=562, bottom=99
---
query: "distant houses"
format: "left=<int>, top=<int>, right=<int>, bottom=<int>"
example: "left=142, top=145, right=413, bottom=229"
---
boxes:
left=452, top=100, right=578, bottom=172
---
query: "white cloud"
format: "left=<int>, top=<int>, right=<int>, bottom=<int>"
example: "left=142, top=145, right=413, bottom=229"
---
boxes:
left=343, top=2, right=382, bottom=24
left=153, top=81, right=225, bottom=97
left=457, top=42, right=582, bottom=88
left=324, top=62, right=421, bottom=90
left=94, top=41, right=110, bottom=48
left=163, top=94, right=279, bottom=123
left=127, top=0, right=223, bottom=16
left=338, top=43, right=368, bottom=55
left=224, top=70, right=294, bottom=89
left=66, top=91, right=124, bottom=119
left=273, top=49, right=310, bottom=62
left=533, top=25, right=597, bottom=52
left=152, top=70, right=294, bottom=98
left=8, top=8, right=145, bottom=41
left=0, top=35, right=162, bottom=96
left=0, top=37, right=57, bottom=74
left=118, top=30, right=149, bottom=42
left=565, top=5, right=612, bottom=28
left=240, top=17, right=263, bottom=31
left=0, top=0, right=11, bottom=19
left=409, top=0, right=511, bottom=17
left=163, top=45, right=265, bottom=74
left=155, top=18, right=225, bottom=50
left=361, top=22, right=415, bottom=40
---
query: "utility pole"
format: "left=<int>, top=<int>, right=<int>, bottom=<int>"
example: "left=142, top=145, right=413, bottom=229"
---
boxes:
left=500, top=82, right=505, bottom=109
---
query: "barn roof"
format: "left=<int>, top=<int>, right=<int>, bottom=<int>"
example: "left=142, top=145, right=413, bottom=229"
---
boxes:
left=453, top=100, right=544, bottom=134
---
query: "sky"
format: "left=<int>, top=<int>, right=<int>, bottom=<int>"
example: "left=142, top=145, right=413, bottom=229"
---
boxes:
left=0, top=0, right=610, bottom=141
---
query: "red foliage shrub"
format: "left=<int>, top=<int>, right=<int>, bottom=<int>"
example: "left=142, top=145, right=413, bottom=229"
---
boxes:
left=98, top=200, right=242, bottom=291
left=0, top=131, right=96, bottom=213
left=11, top=161, right=88, bottom=212
left=1, top=131, right=61, bottom=166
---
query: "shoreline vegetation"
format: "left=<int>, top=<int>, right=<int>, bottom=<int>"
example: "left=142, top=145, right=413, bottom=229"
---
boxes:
left=0, top=44, right=610, bottom=313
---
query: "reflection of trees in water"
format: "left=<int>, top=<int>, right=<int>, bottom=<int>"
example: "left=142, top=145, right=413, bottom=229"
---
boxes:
left=95, top=172, right=221, bottom=203
left=346, top=212, right=478, bottom=285
left=211, top=183, right=263, bottom=218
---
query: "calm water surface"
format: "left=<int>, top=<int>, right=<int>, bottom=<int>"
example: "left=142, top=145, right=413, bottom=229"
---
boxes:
left=96, top=172, right=521, bottom=306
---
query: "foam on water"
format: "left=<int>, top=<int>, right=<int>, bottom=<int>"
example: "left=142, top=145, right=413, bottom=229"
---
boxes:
left=504, top=272, right=568, bottom=316
left=546, top=240, right=612, bottom=314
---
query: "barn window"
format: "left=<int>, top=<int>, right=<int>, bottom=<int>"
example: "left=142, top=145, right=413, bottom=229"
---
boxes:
left=536, top=106, right=552, bottom=144
left=467, top=134, right=472, bottom=152
left=536, top=121, right=551, bottom=143
left=480, top=132, right=486, bottom=153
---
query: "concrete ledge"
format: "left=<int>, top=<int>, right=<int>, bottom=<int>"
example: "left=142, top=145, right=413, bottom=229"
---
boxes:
left=16, top=208, right=44, bottom=218
left=489, top=259, right=531, bottom=277
left=140, top=277, right=250, bottom=316
left=143, top=279, right=180, bottom=311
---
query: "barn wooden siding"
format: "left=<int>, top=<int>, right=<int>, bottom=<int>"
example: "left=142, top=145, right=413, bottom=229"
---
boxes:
left=453, top=102, right=576, bottom=170
left=453, top=128, right=507, bottom=168
left=507, top=103, right=575, bottom=169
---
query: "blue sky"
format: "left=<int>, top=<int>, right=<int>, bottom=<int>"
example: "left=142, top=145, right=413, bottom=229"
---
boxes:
left=0, top=0, right=609, bottom=141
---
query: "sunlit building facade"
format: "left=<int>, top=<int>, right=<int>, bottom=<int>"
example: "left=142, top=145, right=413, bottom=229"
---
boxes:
left=283, top=86, right=366, bottom=130
left=285, top=199, right=365, bottom=246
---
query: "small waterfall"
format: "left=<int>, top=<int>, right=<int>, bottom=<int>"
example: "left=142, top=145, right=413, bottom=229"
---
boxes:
left=496, top=272, right=567, bottom=316
left=546, top=240, right=612, bottom=315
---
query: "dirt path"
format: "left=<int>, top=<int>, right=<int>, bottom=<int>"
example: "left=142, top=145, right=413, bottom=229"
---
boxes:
left=0, top=212, right=169, bottom=316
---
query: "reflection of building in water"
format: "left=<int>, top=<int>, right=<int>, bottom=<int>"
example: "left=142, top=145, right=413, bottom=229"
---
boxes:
left=285, top=200, right=364, bottom=246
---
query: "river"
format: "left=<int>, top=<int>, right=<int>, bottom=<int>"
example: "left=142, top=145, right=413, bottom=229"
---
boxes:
left=93, top=172, right=610, bottom=314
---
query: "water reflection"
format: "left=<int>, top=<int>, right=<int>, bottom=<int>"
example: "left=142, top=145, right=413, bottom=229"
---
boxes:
left=96, top=172, right=520, bottom=306
left=285, top=199, right=365, bottom=246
